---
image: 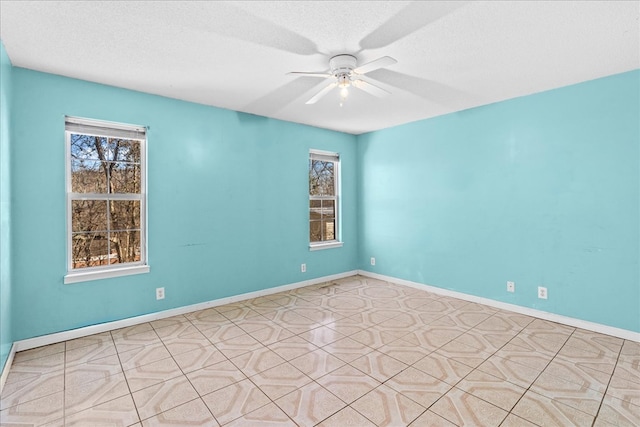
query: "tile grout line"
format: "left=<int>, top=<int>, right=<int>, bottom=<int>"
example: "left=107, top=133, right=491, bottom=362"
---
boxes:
left=179, top=311, right=226, bottom=426
left=589, top=339, right=624, bottom=427
left=497, top=320, right=573, bottom=426
left=229, top=287, right=378, bottom=425
left=500, top=327, right=591, bottom=426
left=110, top=329, right=143, bottom=426
left=314, top=292, right=479, bottom=425
left=151, top=316, right=221, bottom=425
left=415, top=332, right=509, bottom=426
left=415, top=314, right=566, bottom=426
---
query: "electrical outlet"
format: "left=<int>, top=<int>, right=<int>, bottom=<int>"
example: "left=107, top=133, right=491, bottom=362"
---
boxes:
left=156, top=287, right=165, bottom=300
left=507, top=281, right=515, bottom=292
left=538, top=286, right=547, bottom=299
left=370, top=257, right=376, bottom=266
left=301, top=263, right=306, bottom=273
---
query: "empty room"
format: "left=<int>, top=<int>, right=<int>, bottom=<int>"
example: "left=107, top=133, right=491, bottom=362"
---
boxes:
left=0, top=1, right=638, bottom=426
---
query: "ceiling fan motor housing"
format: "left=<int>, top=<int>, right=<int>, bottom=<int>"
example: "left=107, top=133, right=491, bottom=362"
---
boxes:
left=330, top=54, right=357, bottom=76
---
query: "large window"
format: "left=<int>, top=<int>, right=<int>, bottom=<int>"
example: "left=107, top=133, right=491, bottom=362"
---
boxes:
left=309, top=150, right=342, bottom=250
left=65, top=117, right=148, bottom=283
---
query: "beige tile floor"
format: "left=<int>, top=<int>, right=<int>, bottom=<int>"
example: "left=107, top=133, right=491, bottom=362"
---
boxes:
left=1, top=275, right=638, bottom=426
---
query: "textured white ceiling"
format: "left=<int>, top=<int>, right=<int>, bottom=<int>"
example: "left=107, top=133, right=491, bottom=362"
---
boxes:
left=1, top=1, right=638, bottom=134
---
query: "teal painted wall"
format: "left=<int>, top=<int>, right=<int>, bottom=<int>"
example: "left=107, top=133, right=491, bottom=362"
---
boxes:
left=0, top=42, right=13, bottom=370
left=358, top=70, right=640, bottom=332
left=10, top=68, right=358, bottom=341
left=4, top=59, right=639, bottom=345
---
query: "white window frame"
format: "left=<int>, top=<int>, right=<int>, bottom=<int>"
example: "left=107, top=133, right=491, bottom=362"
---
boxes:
left=309, top=149, right=343, bottom=251
left=64, top=116, right=149, bottom=284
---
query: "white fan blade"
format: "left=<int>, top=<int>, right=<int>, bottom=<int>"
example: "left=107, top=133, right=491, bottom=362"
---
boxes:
left=353, top=56, right=397, bottom=75
left=352, top=79, right=391, bottom=98
left=288, top=72, right=332, bottom=78
left=306, top=82, right=338, bottom=104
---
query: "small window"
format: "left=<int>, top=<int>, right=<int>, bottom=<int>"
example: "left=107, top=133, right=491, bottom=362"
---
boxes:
left=309, top=150, right=342, bottom=250
left=65, top=117, right=148, bottom=283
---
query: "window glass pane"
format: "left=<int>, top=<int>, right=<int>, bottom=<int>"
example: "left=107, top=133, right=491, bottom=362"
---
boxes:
left=309, top=160, right=334, bottom=196
left=109, top=200, right=141, bottom=231
left=110, top=162, right=141, bottom=194
left=71, top=232, right=109, bottom=268
left=321, top=199, right=335, bottom=218
left=310, top=200, right=322, bottom=221
left=112, top=138, right=141, bottom=163
left=310, top=220, right=322, bottom=242
left=323, top=219, right=335, bottom=240
left=70, top=134, right=104, bottom=161
left=70, top=134, right=118, bottom=161
left=102, top=138, right=119, bottom=161
left=72, top=200, right=107, bottom=232
left=110, top=231, right=141, bottom=264
left=71, top=159, right=108, bottom=193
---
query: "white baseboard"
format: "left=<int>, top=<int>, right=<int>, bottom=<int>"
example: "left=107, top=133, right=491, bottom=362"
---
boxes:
left=358, top=270, right=640, bottom=342
left=0, top=343, right=16, bottom=395
left=13, top=270, right=358, bottom=353
left=5, top=267, right=637, bottom=390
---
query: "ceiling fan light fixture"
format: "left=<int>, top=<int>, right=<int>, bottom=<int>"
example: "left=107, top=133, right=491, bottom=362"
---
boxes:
left=337, top=73, right=350, bottom=107
left=291, top=54, right=396, bottom=106
left=339, top=85, right=349, bottom=107
left=337, top=73, right=350, bottom=87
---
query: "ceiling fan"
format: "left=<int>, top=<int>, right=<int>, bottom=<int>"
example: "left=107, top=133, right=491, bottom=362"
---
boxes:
left=288, top=54, right=397, bottom=106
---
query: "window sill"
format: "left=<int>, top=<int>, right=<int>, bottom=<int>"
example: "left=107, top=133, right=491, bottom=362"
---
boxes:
left=309, top=241, right=343, bottom=251
left=64, top=265, right=150, bottom=284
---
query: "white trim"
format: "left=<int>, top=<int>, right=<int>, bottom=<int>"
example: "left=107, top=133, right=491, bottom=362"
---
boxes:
left=65, top=116, right=146, bottom=135
left=309, top=149, right=339, bottom=162
left=358, top=270, right=640, bottom=342
left=12, top=268, right=638, bottom=384
left=65, top=117, right=148, bottom=278
left=0, top=343, right=16, bottom=395
left=309, top=149, right=341, bottom=245
left=309, top=241, right=344, bottom=251
left=15, top=270, right=358, bottom=352
left=64, top=264, right=150, bottom=284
